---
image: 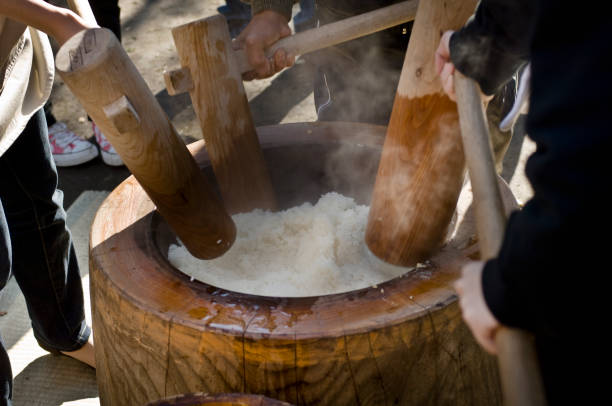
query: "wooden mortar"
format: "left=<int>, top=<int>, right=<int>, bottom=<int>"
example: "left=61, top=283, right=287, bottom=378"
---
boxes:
left=146, top=392, right=293, bottom=406
left=90, top=122, right=509, bottom=405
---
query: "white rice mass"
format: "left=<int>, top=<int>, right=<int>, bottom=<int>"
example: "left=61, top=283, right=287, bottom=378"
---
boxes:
left=168, top=192, right=407, bottom=297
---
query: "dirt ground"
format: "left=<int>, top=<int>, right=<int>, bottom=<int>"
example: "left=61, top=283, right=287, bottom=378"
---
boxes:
left=49, top=0, right=534, bottom=207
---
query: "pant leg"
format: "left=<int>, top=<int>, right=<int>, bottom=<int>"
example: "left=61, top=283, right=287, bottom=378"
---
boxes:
left=486, top=75, right=518, bottom=173
left=0, top=202, right=13, bottom=405
left=0, top=109, right=89, bottom=353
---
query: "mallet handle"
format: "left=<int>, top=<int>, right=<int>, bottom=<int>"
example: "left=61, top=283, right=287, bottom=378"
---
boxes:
left=454, top=72, right=547, bottom=406
left=234, top=0, right=419, bottom=74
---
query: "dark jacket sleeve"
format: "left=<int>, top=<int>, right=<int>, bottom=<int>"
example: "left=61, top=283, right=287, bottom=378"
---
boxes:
left=449, top=0, right=536, bottom=94
left=245, top=0, right=295, bottom=20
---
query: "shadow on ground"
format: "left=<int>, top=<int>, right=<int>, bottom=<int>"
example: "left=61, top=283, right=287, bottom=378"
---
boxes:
left=12, top=355, right=97, bottom=406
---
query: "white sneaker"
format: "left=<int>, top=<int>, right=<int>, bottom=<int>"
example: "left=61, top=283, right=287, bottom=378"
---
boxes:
left=48, top=122, right=99, bottom=167
left=93, top=122, right=124, bottom=167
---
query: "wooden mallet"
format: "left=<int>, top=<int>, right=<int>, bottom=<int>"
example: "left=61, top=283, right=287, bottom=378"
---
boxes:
left=454, top=72, right=547, bottom=406
left=59, top=2, right=236, bottom=259
left=164, top=0, right=420, bottom=92
left=365, top=0, right=478, bottom=266
left=165, top=0, right=419, bottom=214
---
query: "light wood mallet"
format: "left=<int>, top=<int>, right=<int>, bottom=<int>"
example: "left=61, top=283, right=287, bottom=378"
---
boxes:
left=166, top=0, right=419, bottom=214
left=59, top=3, right=236, bottom=259
left=365, top=0, right=479, bottom=266
left=454, top=72, right=547, bottom=406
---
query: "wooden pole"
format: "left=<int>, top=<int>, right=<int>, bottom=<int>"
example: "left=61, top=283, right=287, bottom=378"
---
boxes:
left=233, top=0, right=419, bottom=74
left=454, top=72, right=547, bottom=406
left=55, top=28, right=236, bottom=259
left=164, top=0, right=419, bottom=95
left=365, top=0, right=479, bottom=266
left=171, top=15, right=277, bottom=214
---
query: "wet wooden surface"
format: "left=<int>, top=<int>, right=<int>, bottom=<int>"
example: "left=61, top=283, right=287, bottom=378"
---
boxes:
left=366, top=0, right=479, bottom=266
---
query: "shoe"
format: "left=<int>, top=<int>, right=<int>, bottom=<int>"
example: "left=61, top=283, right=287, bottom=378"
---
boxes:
left=48, top=121, right=99, bottom=167
left=93, top=122, right=124, bottom=167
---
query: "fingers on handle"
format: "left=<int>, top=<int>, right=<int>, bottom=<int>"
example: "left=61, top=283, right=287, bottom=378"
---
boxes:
left=443, top=67, right=456, bottom=101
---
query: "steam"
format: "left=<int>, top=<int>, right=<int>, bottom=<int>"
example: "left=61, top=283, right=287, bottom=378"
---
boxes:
left=310, top=42, right=403, bottom=126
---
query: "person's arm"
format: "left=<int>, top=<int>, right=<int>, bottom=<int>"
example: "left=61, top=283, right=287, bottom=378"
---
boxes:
left=435, top=0, right=534, bottom=99
left=0, top=0, right=96, bottom=45
left=436, top=0, right=537, bottom=353
left=449, top=0, right=534, bottom=95
left=454, top=261, right=501, bottom=354
left=236, top=0, right=296, bottom=80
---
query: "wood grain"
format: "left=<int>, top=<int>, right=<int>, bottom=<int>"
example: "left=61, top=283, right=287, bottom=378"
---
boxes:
left=163, top=67, right=194, bottom=96
left=366, top=0, right=479, bottom=266
left=172, top=16, right=276, bottom=214
left=146, top=392, right=293, bottom=406
left=55, top=28, right=235, bottom=259
left=90, top=122, right=503, bottom=405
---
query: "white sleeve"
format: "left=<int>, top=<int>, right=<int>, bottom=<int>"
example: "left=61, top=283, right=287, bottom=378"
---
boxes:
left=0, top=27, right=54, bottom=156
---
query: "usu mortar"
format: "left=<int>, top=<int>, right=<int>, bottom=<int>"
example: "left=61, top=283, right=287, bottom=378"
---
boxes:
left=89, top=122, right=505, bottom=406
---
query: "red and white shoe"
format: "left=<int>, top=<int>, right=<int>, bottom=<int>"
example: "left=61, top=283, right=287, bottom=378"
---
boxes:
left=48, top=121, right=99, bottom=167
left=93, top=122, right=124, bottom=166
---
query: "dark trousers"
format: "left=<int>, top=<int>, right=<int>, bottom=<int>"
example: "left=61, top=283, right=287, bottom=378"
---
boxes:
left=0, top=110, right=89, bottom=405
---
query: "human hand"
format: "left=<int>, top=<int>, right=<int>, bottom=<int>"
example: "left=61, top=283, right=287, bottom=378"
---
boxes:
left=454, top=261, right=501, bottom=354
left=435, top=30, right=456, bottom=101
left=0, top=1, right=98, bottom=46
left=436, top=30, right=494, bottom=105
left=234, top=10, right=295, bottom=80
left=52, top=9, right=98, bottom=46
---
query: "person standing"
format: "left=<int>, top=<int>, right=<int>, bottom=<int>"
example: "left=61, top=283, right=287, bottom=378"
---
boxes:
left=436, top=0, right=609, bottom=403
left=1, top=1, right=96, bottom=404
